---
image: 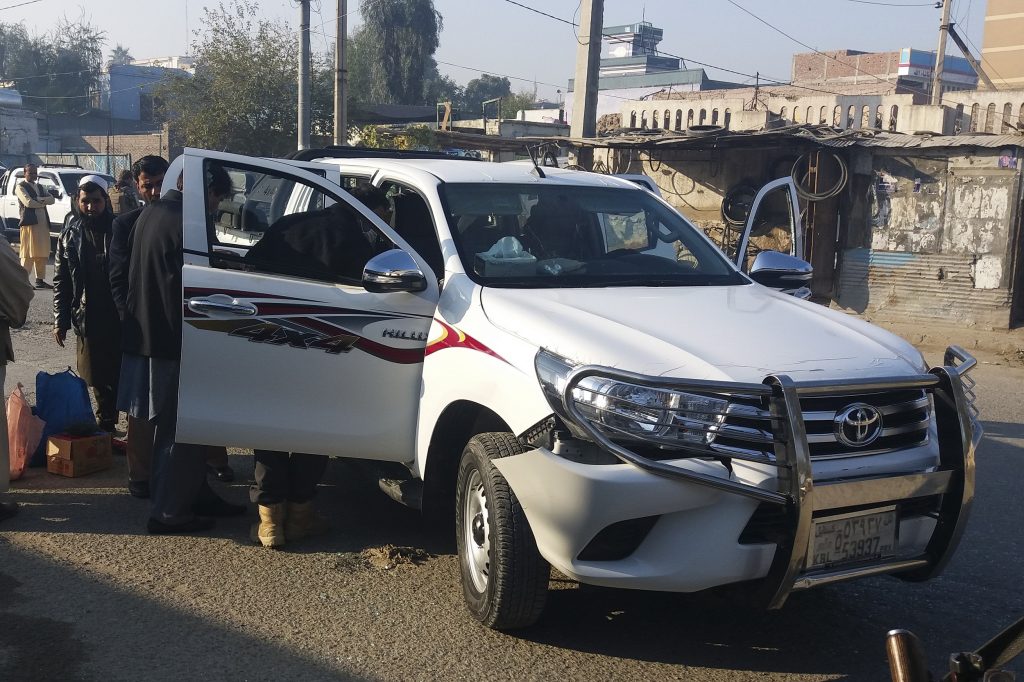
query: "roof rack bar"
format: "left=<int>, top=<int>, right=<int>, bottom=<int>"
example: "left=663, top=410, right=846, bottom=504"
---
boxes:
left=286, top=146, right=481, bottom=162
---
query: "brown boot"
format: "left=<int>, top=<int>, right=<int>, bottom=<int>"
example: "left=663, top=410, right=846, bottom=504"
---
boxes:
left=250, top=503, right=287, bottom=548
left=284, top=501, right=328, bottom=542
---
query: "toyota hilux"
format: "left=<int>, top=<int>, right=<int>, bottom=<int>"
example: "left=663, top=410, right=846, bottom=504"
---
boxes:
left=169, top=147, right=981, bottom=629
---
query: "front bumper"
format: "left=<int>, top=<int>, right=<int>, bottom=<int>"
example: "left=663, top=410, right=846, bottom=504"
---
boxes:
left=498, top=346, right=981, bottom=603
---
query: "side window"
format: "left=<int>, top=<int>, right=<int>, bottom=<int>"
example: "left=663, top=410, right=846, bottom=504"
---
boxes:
left=379, top=180, right=444, bottom=277
left=37, top=174, right=60, bottom=195
left=0, top=172, right=8, bottom=194
left=205, top=160, right=393, bottom=284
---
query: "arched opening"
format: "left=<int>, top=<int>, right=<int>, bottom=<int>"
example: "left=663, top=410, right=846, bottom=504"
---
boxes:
left=1018, top=103, right=1024, bottom=130
left=807, top=106, right=814, bottom=124
left=687, top=109, right=695, bottom=128
left=651, top=110, right=659, bottom=129
left=833, top=105, right=842, bottom=126
left=819, top=106, right=827, bottom=125
left=675, top=109, right=683, bottom=130
left=641, top=110, right=648, bottom=129
left=699, top=109, right=707, bottom=124
left=665, top=110, right=672, bottom=131
left=1002, top=103, right=1013, bottom=133
left=875, top=105, right=884, bottom=129
left=711, top=108, right=720, bottom=125
left=793, top=106, right=802, bottom=123
left=847, top=105, right=856, bottom=128
left=861, top=105, right=871, bottom=128
left=724, top=108, right=732, bottom=129
left=630, top=111, right=637, bottom=128
left=985, top=103, right=996, bottom=133
left=954, top=104, right=964, bottom=134
left=889, top=105, right=899, bottom=131
left=780, top=106, right=788, bottom=120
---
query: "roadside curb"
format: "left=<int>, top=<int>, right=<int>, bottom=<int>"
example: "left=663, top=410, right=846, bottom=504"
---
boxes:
left=860, top=316, right=1024, bottom=362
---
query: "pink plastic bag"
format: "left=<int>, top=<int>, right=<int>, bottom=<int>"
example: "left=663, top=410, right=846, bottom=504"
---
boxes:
left=7, top=383, right=44, bottom=481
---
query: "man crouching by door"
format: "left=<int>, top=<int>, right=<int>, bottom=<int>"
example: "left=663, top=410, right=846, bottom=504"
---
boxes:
left=53, top=176, right=122, bottom=433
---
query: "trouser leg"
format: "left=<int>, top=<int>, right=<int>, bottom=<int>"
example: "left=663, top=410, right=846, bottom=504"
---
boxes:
left=23, top=258, right=46, bottom=281
left=287, top=454, right=328, bottom=504
left=150, top=403, right=206, bottom=525
left=92, top=384, right=118, bottom=431
left=126, top=414, right=152, bottom=484
left=250, top=450, right=290, bottom=505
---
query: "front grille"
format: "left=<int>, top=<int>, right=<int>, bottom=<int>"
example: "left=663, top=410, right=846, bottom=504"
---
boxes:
left=710, top=389, right=931, bottom=462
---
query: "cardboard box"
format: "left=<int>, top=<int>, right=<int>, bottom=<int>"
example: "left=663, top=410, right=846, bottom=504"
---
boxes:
left=46, top=433, right=113, bottom=477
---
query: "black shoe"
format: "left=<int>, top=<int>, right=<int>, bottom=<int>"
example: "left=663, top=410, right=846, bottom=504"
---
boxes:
left=34, top=279, right=52, bottom=289
left=207, top=464, right=235, bottom=482
left=0, top=501, right=19, bottom=523
left=128, top=481, right=150, bottom=499
left=147, top=516, right=216, bottom=535
left=192, top=495, right=246, bottom=518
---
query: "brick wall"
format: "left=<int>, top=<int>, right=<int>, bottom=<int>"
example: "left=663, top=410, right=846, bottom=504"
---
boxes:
left=792, top=50, right=901, bottom=84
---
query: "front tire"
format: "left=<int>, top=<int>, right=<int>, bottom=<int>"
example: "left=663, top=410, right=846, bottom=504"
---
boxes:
left=455, top=432, right=548, bottom=629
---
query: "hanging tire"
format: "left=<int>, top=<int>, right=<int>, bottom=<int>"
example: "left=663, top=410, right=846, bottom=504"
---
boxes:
left=455, top=432, right=549, bottom=630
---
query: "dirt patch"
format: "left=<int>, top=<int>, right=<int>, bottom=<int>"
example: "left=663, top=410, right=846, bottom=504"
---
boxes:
left=334, top=545, right=433, bottom=572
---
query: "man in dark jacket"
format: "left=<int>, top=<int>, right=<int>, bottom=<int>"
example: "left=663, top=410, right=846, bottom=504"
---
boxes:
left=53, top=176, right=122, bottom=432
left=108, top=156, right=234, bottom=498
left=121, top=163, right=242, bottom=534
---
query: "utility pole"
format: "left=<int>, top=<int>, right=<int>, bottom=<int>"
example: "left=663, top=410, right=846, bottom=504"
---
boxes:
left=333, top=0, right=348, bottom=146
left=569, top=0, right=604, bottom=170
left=930, top=0, right=952, bottom=105
left=298, top=0, right=311, bottom=150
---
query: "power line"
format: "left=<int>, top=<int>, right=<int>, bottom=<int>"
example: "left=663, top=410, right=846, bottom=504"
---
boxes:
left=497, top=0, right=847, bottom=97
left=0, top=0, right=44, bottom=10
left=844, top=0, right=937, bottom=6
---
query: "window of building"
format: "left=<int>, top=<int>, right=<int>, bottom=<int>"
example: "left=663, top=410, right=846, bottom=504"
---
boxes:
left=861, top=105, right=870, bottom=129
left=1002, top=103, right=1013, bottom=133
left=723, top=108, right=731, bottom=129
left=687, top=109, right=694, bottom=128
left=889, top=105, right=899, bottom=131
left=711, top=108, right=719, bottom=125
left=699, top=109, right=707, bottom=124
left=630, top=111, right=637, bottom=128
left=675, top=109, right=683, bottom=130
left=985, top=103, right=996, bottom=133
left=970, top=103, right=979, bottom=132
left=832, top=105, right=841, bottom=126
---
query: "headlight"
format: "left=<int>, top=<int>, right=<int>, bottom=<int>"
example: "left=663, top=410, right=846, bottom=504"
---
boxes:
left=535, top=349, right=728, bottom=447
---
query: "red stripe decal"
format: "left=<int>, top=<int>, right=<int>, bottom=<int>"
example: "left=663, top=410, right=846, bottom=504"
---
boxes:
left=425, top=320, right=506, bottom=364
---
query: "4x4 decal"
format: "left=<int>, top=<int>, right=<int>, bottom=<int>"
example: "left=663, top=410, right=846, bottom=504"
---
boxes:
left=229, top=321, right=358, bottom=354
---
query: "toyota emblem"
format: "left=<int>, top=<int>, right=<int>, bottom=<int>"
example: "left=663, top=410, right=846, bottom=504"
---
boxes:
left=834, top=403, right=883, bottom=447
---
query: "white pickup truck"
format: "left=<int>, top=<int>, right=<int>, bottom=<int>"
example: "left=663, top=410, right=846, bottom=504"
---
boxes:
left=169, top=147, right=981, bottom=630
left=0, top=165, right=114, bottom=240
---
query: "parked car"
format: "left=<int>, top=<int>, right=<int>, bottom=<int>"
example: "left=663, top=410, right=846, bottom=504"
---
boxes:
left=170, top=147, right=981, bottom=630
left=0, top=165, right=115, bottom=241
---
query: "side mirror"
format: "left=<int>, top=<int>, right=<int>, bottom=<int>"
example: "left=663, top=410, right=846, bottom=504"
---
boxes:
left=748, top=250, right=813, bottom=299
left=47, top=188, right=62, bottom=199
left=362, top=249, right=427, bottom=293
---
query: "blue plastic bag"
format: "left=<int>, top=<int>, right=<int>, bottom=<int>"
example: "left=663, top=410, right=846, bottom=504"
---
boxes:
left=30, top=368, right=96, bottom=467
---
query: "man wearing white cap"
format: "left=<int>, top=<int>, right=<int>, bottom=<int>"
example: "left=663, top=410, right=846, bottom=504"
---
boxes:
left=53, top=175, right=123, bottom=432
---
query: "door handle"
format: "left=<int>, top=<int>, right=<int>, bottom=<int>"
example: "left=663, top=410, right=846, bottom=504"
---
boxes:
left=187, top=297, right=258, bottom=316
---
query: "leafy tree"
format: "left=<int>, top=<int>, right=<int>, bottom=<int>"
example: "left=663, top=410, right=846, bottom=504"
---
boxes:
left=462, top=74, right=511, bottom=115
left=0, top=14, right=105, bottom=114
left=504, top=90, right=537, bottom=119
left=357, top=0, right=443, bottom=104
left=109, top=44, right=133, bottom=66
left=156, top=1, right=299, bottom=155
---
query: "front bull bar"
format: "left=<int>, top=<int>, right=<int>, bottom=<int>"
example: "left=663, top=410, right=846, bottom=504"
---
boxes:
left=561, top=345, right=981, bottom=609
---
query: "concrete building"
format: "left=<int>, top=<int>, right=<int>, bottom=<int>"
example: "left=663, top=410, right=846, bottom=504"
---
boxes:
left=981, top=0, right=1024, bottom=89
left=565, top=21, right=742, bottom=122
left=0, top=88, right=42, bottom=168
left=101, top=63, right=189, bottom=123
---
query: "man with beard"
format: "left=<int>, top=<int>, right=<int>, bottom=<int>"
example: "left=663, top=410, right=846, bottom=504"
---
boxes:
left=15, top=164, right=55, bottom=289
left=108, top=156, right=235, bottom=499
left=53, top=176, right=122, bottom=433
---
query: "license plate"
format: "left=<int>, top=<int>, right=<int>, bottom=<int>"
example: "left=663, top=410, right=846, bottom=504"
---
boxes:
left=809, top=507, right=898, bottom=569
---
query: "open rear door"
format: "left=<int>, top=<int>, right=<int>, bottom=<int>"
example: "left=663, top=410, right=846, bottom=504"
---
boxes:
left=734, top=177, right=803, bottom=273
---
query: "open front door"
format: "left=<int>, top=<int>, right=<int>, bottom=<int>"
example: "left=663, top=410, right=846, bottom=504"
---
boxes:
left=176, top=148, right=439, bottom=461
left=734, top=177, right=804, bottom=273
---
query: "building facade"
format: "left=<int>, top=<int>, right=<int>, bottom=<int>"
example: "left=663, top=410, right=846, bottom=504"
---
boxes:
left=981, top=0, right=1024, bottom=89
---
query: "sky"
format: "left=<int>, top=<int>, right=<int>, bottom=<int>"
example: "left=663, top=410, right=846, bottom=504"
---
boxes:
left=2, top=0, right=991, bottom=101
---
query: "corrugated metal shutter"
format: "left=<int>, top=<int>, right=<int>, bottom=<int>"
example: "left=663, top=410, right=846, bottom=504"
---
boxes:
left=836, top=248, right=1012, bottom=327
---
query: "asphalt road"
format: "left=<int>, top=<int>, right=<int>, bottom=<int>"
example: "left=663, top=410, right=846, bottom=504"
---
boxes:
left=2, top=270, right=1022, bottom=682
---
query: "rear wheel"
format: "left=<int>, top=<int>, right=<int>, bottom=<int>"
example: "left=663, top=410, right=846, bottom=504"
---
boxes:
left=455, top=432, right=548, bottom=629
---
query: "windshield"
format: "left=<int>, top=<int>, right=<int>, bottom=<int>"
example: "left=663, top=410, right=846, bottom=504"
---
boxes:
left=440, top=183, right=746, bottom=288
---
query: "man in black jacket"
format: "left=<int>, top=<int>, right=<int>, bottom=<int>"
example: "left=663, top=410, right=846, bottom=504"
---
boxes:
left=121, top=163, right=242, bottom=534
left=53, top=176, right=121, bottom=432
left=109, top=156, right=234, bottom=498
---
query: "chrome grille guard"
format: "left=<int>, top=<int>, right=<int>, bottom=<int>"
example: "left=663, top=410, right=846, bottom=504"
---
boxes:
left=560, top=345, right=981, bottom=608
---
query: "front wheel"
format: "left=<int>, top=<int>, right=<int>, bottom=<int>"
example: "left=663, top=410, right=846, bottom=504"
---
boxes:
left=455, top=432, right=549, bottom=629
